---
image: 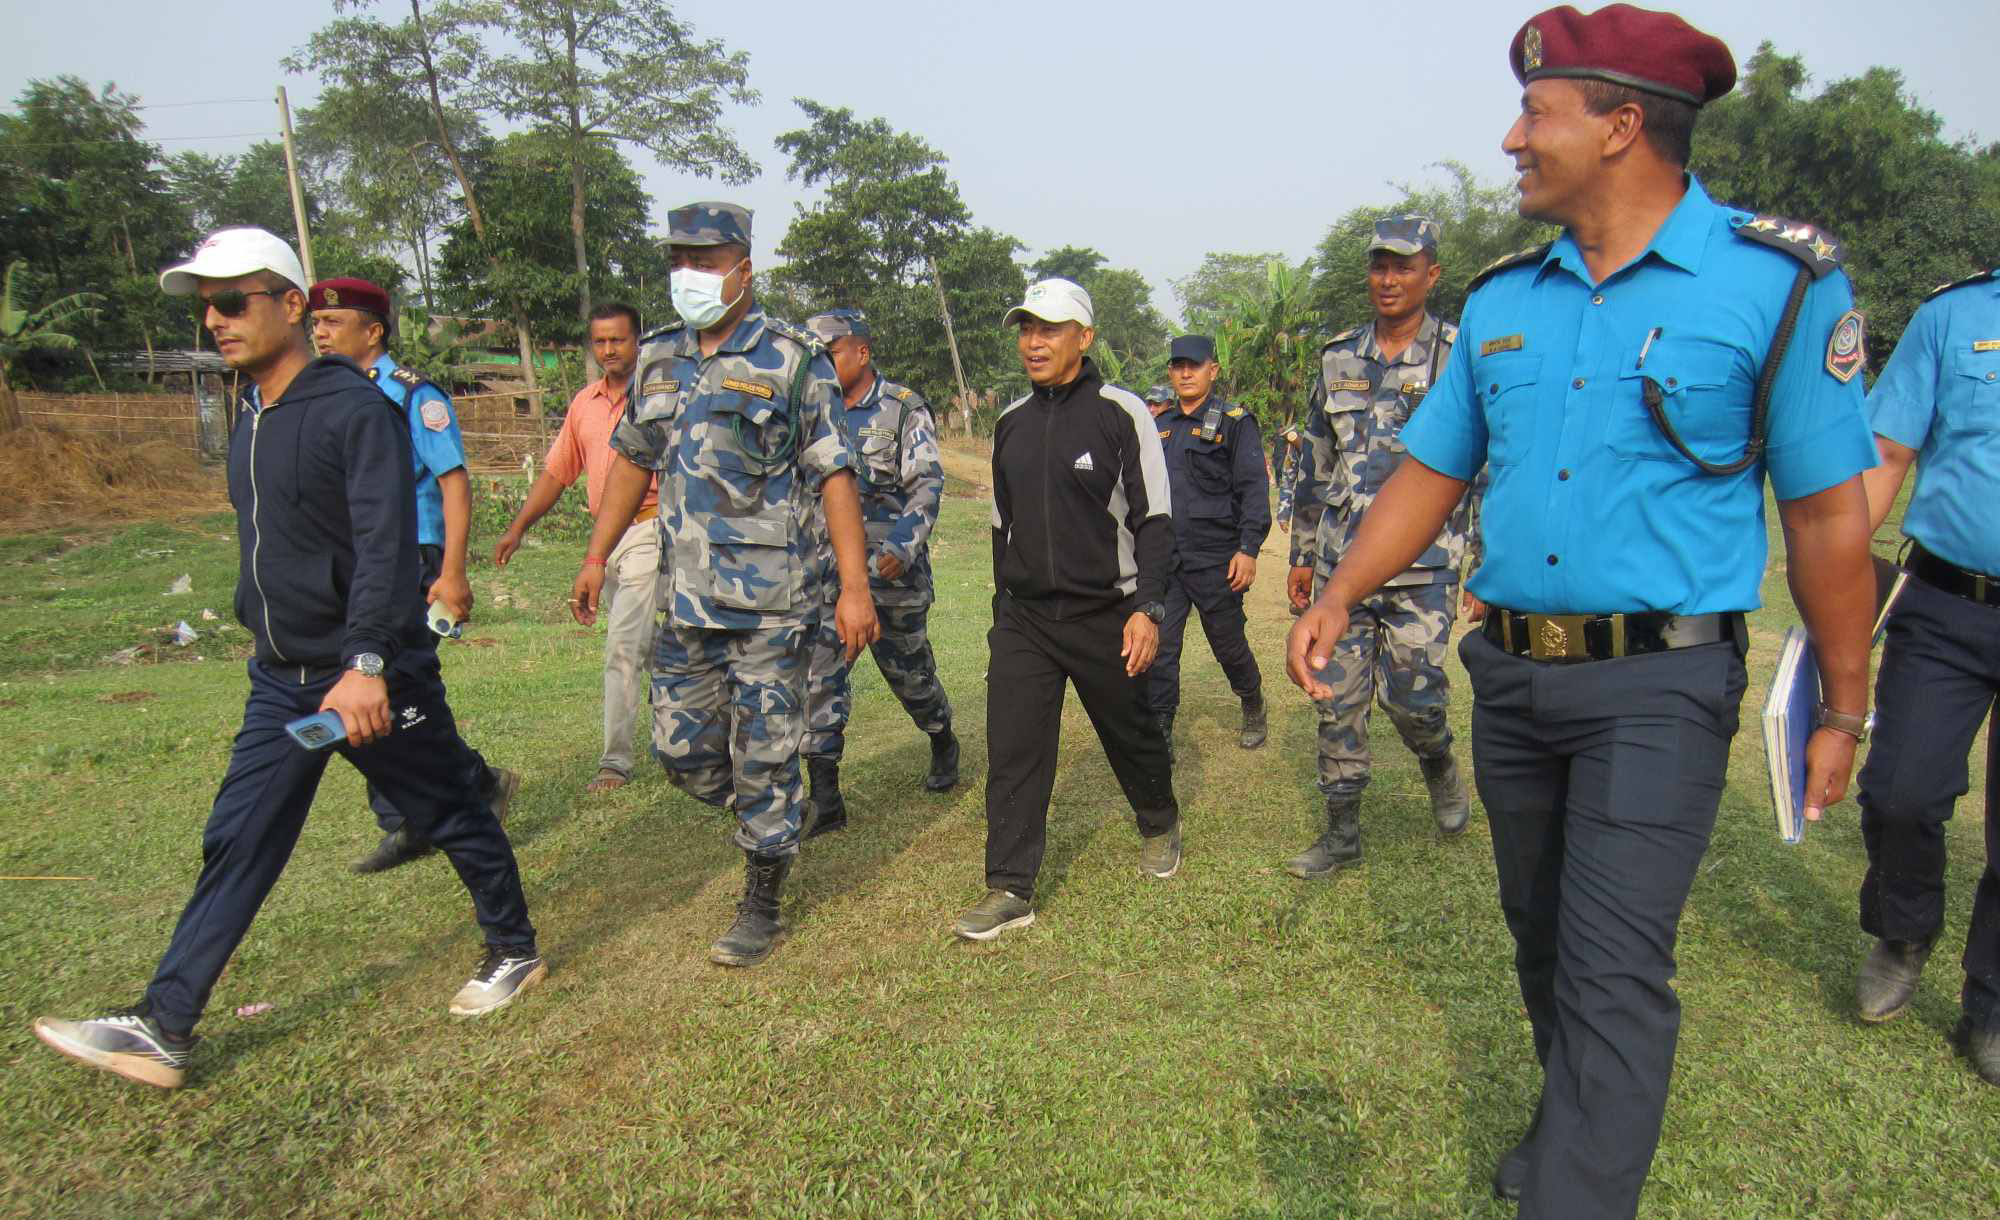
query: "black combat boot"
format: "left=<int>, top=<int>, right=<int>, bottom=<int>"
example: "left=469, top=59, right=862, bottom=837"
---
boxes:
left=924, top=728, right=961, bottom=791
left=708, top=850, right=794, bottom=967
left=1285, top=794, right=1362, bottom=879
left=803, top=756, right=847, bottom=840
left=1421, top=753, right=1471, bottom=835
left=1239, top=693, right=1268, bottom=750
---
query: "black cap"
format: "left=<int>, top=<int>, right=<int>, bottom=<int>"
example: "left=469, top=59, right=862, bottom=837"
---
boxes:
left=1169, top=334, right=1216, bottom=364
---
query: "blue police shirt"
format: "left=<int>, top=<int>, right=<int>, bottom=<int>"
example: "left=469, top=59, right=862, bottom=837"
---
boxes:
left=1866, top=270, right=2000, bottom=577
left=1401, top=175, right=1877, bottom=615
left=368, top=352, right=467, bottom=547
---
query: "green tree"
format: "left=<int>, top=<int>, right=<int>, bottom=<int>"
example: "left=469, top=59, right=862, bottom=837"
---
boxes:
left=167, top=142, right=310, bottom=240
left=1, top=260, right=103, bottom=426
left=1175, top=252, right=1284, bottom=334
left=468, top=0, right=756, bottom=336
left=1691, top=45, right=2000, bottom=367
left=433, top=130, right=652, bottom=343
left=1213, top=258, right=1322, bottom=429
left=769, top=100, right=1021, bottom=407
left=0, top=77, right=189, bottom=367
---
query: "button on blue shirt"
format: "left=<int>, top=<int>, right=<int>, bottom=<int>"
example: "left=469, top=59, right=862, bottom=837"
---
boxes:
left=1401, top=176, right=1877, bottom=615
left=368, top=352, right=466, bottom=547
left=1866, top=270, right=2000, bottom=577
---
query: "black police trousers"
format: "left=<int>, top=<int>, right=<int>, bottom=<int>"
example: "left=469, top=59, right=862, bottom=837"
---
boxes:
left=985, top=593, right=1177, bottom=900
left=143, top=655, right=536, bottom=1036
left=1459, top=628, right=1745, bottom=1220
left=370, top=544, right=497, bottom=834
left=1147, top=558, right=1262, bottom=715
left=1858, top=574, right=2000, bottom=1019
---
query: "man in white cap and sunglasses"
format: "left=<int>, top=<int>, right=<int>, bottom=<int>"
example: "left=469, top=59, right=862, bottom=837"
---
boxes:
left=30, top=227, right=543, bottom=1090
left=954, top=277, right=1183, bottom=941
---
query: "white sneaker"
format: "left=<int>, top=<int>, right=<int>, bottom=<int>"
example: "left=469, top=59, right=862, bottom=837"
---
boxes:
left=449, top=948, right=546, bottom=1016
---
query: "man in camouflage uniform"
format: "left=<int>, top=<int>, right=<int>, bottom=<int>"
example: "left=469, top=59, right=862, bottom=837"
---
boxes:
left=570, top=202, right=879, bottom=967
left=1274, top=423, right=1304, bottom=535
left=1285, top=215, right=1476, bottom=878
left=1149, top=333, right=1271, bottom=755
left=799, top=309, right=960, bottom=839
left=1145, top=383, right=1174, bottom=418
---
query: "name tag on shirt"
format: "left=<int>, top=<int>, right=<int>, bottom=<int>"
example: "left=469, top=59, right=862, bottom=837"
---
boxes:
left=722, top=377, right=774, bottom=400
left=642, top=378, right=680, bottom=394
left=1974, top=340, right=2000, bottom=353
left=1480, top=334, right=1525, bottom=356
left=1327, top=379, right=1370, bottom=392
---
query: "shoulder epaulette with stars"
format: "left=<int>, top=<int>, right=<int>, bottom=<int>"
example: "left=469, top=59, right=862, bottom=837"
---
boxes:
left=764, top=316, right=827, bottom=355
left=1466, top=244, right=1554, bottom=295
left=885, top=382, right=922, bottom=404
left=1438, top=321, right=1460, bottom=344
left=1734, top=214, right=1845, bottom=279
left=1924, top=269, right=1999, bottom=303
left=1223, top=405, right=1246, bottom=419
left=1323, top=325, right=1363, bottom=348
left=388, top=366, right=429, bottom=391
left=639, top=320, right=685, bottom=344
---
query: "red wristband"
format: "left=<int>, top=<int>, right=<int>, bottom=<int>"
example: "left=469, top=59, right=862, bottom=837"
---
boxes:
left=582, top=556, right=606, bottom=567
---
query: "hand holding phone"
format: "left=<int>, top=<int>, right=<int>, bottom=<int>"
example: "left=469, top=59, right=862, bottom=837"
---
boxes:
left=285, top=710, right=348, bottom=751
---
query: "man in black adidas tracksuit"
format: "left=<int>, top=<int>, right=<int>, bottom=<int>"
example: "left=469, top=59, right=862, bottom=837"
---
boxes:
left=952, top=277, right=1183, bottom=941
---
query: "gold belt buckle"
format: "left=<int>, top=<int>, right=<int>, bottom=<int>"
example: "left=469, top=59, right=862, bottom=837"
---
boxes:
left=1527, top=613, right=1593, bottom=661
left=1976, top=573, right=1991, bottom=603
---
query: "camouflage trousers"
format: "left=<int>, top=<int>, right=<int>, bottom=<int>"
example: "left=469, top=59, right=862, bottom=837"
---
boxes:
left=649, top=616, right=812, bottom=856
left=1310, top=574, right=1457, bottom=798
left=804, top=599, right=953, bottom=761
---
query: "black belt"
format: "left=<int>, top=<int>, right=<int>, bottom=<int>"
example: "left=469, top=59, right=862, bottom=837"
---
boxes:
left=1482, top=608, right=1739, bottom=663
left=1909, top=544, right=2000, bottom=608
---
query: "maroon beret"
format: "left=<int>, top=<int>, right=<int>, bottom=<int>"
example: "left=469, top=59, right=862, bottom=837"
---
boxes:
left=307, top=277, right=391, bottom=319
left=1511, top=5, right=1736, bottom=107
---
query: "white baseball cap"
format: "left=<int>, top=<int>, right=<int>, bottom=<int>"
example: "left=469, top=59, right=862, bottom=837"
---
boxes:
left=1004, top=278, right=1094, bottom=328
left=159, top=227, right=308, bottom=297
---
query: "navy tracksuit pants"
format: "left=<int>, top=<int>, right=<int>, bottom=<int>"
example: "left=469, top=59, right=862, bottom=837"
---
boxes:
left=143, top=655, right=536, bottom=1036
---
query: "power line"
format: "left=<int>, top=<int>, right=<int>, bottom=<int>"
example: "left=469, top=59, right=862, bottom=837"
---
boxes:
left=132, top=99, right=270, bottom=110
left=4, top=132, right=273, bottom=149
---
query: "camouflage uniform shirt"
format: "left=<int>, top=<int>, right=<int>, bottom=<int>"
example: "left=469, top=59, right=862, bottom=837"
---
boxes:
left=820, top=372, right=945, bottom=609
left=1290, top=312, right=1475, bottom=587
left=610, top=306, right=854, bottom=630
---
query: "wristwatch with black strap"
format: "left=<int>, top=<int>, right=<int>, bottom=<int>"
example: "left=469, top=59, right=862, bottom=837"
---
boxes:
left=1138, top=601, right=1166, bottom=625
left=346, top=652, right=386, bottom=678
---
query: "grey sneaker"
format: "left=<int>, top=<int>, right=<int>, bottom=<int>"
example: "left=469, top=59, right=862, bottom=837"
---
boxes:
left=953, top=890, right=1035, bottom=942
left=1420, top=753, right=1471, bottom=835
left=1139, top=822, right=1183, bottom=879
left=32, top=1007, right=197, bottom=1089
left=449, top=947, right=546, bottom=1016
left=1856, top=938, right=1933, bottom=1023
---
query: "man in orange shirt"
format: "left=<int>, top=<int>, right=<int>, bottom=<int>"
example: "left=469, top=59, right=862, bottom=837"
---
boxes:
left=495, top=302, right=659, bottom=792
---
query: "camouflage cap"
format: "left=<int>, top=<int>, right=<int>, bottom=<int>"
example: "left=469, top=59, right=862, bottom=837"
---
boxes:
left=667, top=200, right=753, bottom=250
left=806, top=308, right=871, bottom=342
left=1367, top=215, right=1442, bottom=257
left=1145, top=383, right=1173, bottom=403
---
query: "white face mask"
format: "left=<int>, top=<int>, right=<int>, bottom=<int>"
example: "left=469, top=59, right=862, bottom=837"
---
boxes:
left=669, top=259, right=747, bottom=330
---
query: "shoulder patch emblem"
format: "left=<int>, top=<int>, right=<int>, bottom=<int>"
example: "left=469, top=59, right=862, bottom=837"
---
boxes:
left=420, top=399, right=451, bottom=432
left=722, top=377, right=775, bottom=400
left=1826, top=310, right=1866, bottom=383
left=1480, top=334, right=1525, bottom=357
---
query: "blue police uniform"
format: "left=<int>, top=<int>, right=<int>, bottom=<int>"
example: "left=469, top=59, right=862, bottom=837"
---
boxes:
left=361, top=352, right=483, bottom=837
left=368, top=352, right=467, bottom=548
left=1399, top=175, right=1876, bottom=1218
left=1856, top=269, right=2000, bottom=1031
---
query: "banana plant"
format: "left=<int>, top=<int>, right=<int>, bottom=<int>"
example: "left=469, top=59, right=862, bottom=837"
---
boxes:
left=1, top=260, right=104, bottom=429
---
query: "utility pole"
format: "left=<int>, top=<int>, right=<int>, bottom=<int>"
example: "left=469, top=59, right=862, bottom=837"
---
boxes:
left=927, top=254, right=973, bottom=434
left=275, top=87, right=316, bottom=285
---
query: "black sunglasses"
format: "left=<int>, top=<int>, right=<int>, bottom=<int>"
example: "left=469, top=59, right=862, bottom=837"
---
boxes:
left=199, top=288, right=286, bottom=317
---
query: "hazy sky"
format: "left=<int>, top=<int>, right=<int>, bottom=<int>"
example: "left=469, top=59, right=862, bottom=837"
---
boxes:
left=8, top=0, right=1992, bottom=319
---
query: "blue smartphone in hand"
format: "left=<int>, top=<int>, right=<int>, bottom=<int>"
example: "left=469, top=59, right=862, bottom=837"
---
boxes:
left=285, top=710, right=347, bottom=751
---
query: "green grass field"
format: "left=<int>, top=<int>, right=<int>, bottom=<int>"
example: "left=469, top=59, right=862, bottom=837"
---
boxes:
left=0, top=458, right=1993, bottom=1219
